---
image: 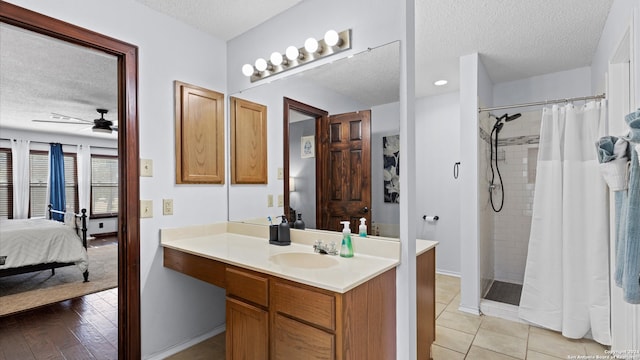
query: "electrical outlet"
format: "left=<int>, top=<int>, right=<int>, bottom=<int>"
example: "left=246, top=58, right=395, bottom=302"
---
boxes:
left=140, top=200, right=153, bottom=218
left=140, top=159, right=153, bottom=177
left=267, top=194, right=273, bottom=207
left=162, top=199, right=173, bottom=215
left=277, top=194, right=283, bottom=207
left=277, top=167, right=283, bottom=180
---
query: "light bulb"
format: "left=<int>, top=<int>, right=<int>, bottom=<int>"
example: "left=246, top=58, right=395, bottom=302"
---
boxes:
left=304, top=37, right=319, bottom=53
left=270, top=52, right=283, bottom=66
left=285, top=46, right=299, bottom=61
left=242, top=64, right=254, bottom=77
left=255, top=58, right=268, bottom=72
left=324, top=30, right=340, bottom=47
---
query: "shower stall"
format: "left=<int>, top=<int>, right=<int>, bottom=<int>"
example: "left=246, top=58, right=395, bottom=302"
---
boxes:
left=479, top=109, right=542, bottom=310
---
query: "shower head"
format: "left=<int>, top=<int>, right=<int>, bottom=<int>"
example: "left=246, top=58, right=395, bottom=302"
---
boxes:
left=505, top=113, right=521, bottom=122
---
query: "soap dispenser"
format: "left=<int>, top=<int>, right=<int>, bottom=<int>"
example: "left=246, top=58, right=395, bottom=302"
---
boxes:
left=293, top=213, right=306, bottom=230
left=339, top=221, right=354, bottom=258
left=271, top=215, right=291, bottom=246
left=359, top=217, right=367, bottom=237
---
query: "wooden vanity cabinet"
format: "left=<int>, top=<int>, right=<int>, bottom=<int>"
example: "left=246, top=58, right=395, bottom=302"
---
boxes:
left=164, top=248, right=436, bottom=359
left=225, top=266, right=270, bottom=360
left=417, top=248, right=436, bottom=360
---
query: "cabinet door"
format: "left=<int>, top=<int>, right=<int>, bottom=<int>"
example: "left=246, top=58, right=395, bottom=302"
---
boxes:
left=174, top=81, right=225, bottom=184
left=272, top=313, right=334, bottom=360
left=226, top=297, right=268, bottom=360
left=230, top=97, right=268, bottom=184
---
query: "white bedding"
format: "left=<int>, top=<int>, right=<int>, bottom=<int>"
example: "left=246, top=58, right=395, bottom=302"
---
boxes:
left=0, top=218, right=88, bottom=273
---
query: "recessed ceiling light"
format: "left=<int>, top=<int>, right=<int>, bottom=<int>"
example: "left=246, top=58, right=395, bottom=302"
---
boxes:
left=434, top=80, right=448, bottom=86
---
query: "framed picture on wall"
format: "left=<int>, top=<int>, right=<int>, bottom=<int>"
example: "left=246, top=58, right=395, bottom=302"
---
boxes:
left=301, top=135, right=315, bottom=158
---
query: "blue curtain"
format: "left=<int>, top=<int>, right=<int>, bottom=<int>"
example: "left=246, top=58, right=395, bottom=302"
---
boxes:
left=49, top=143, right=66, bottom=221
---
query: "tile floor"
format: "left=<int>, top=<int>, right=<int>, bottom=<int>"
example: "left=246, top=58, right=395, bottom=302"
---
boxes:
left=166, top=274, right=610, bottom=359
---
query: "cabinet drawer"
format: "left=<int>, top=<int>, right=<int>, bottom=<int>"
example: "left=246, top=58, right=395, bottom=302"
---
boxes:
left=273, top=280, right=335, bottom=331
left=226, top=267, right=269, bottom=307
left=272, top=313, right=334, bottom=360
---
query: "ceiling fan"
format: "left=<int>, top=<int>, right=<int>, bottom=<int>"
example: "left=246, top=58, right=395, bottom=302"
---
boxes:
left=32, top=108, right=118, bottom=133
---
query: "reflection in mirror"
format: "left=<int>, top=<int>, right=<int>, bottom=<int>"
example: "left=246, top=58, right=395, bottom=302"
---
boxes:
left=229, top=41, right=400, bottom=237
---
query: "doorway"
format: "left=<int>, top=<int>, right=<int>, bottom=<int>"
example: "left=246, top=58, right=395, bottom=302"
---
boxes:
left=283, top=97, right=372, bottom=233
left=0, top=3, right=141, bottom=358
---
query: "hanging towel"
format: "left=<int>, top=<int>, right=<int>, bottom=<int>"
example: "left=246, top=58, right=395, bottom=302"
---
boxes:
left=595, top=136, right=629, bottom=191
left=621, top=147, right=640, bottom=303
left=620, top=109, right=640, bottom=304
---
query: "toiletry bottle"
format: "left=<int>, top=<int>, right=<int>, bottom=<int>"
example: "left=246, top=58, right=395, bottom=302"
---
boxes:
left=294, top=213, right=305, bottom=230
left=339, top=221, right=354, bottom=258
left=359, top=217, right=367, bottom=237
left=275, top=215, right=290, bottom=245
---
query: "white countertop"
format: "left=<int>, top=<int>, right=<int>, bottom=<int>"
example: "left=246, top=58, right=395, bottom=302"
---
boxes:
left=161, top=222, right=438, bottom=293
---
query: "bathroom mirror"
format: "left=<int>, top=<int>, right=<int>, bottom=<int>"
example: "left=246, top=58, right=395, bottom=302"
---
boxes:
left=228, top=41, right=401, bottom=237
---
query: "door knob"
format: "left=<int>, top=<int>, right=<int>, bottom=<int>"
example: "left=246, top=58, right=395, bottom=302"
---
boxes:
left=362, top=206, right=368, bottom=214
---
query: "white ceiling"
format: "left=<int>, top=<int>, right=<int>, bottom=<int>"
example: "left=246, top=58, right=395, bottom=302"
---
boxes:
left=0, top=1, right=614, bottom=136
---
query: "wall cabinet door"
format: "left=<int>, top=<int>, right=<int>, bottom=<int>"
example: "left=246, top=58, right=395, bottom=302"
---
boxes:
left=174, top=81, right=225, bottom=184
left=226, top=297, right=268, bottom=360
left=230, top=97, right=268, bottom=184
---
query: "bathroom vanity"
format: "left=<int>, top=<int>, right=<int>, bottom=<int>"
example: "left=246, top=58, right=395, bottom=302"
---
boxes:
left=161, top=222, right=437, bottom=359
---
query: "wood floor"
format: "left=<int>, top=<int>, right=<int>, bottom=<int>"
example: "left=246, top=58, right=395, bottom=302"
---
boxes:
left=0, top=288, right=118, bottom=360
left=0, top=236, right=119, bottom=360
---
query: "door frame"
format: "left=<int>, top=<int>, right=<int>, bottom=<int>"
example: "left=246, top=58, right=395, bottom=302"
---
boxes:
left=0, top=2, right=141, bottom=358
left=283, top=97, right=328, bottom=227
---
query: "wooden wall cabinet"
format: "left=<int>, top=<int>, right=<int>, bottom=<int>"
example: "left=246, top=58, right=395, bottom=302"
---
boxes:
left=230, top=97, right=268, bottom=184
left=174, top=81, right=225, bottom=184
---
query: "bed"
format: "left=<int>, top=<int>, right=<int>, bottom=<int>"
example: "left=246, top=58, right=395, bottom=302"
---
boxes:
left=0, top=206, right=89, bottom=282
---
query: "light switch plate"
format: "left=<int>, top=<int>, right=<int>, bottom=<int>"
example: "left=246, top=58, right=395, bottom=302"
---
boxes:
left=140, top=159, right=153, bottom=177
left=277, top=194, right=283, bottom=207
left=267, top=194, right=273, bottom=207
left=162, top=199, right=173, bottom=215
left=277, top=167, right=283, bottom=180
left=141, top=200, right=153, bottom=218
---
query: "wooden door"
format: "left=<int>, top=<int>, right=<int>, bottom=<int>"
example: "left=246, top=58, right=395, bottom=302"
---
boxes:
left=318, top=110, right=371, bottom=233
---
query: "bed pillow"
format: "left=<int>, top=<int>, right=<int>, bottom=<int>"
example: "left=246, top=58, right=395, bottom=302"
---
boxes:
left=64, top=211, right=75, bottom=227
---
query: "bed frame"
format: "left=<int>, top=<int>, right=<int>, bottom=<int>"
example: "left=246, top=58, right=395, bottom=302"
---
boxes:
left=0, top=205, right=89, bottom=282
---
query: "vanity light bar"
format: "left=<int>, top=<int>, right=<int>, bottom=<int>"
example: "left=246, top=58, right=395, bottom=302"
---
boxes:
left=243, top=29, right=352, bottom=83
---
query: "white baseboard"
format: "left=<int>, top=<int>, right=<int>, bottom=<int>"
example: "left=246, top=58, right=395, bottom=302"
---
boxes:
left=144, top=324, right=226, bottom=360
left=458, top=305, right=481, bottom=316
left=435, top=269, right=460, bottom=278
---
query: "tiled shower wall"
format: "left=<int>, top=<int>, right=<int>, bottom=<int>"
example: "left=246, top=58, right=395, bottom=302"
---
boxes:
left=485, top=110, right=541, bottom=285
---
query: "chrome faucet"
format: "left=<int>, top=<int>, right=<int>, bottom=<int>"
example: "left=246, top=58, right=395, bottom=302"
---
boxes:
left=313, top=240, right=338, bottom=255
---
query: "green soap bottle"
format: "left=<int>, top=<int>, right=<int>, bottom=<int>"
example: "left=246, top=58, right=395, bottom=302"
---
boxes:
left=340, top=221, right=354, bottom=258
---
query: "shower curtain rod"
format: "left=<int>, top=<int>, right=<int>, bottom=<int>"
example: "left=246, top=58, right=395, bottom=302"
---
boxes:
left=478, top=93, right=606, bottom=113
left=0, top=138, right=117, bottom=151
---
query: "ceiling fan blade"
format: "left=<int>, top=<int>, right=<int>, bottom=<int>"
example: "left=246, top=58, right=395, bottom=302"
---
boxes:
left=32, top=119, right=89, bottom=125
left=50, top=112, right=94, bottom=124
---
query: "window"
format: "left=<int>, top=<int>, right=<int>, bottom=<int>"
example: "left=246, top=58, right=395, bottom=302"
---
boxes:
left=91, top=155, right=118, bottom=217
left=29, top=151, right=78, bottom=218
left=0, top=149, right=12, bottom=218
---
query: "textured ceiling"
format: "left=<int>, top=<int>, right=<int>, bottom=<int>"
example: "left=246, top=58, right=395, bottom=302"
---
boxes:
left=415, top=0, right=614, bottom=97
left=0, top=23, right=118, bottom=138
left=134, top=0, right=302, bottom=41
left=0, top=1, right=615, bottom=136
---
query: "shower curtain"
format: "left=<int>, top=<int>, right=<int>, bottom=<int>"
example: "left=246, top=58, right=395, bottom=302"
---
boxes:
left=519, top=101, right=611, bottom=345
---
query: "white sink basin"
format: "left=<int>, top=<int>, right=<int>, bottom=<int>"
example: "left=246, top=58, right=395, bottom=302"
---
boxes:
left=269, top=252, right=339, bottom=269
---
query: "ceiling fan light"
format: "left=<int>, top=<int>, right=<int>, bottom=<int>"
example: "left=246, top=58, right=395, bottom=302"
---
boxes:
left=92, top=125, right=112, bottom=134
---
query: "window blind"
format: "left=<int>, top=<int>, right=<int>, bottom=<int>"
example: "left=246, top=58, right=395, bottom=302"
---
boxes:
left=91, top=155, right=118, bottom=216
left=0, top=149, right=12, bottom=218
